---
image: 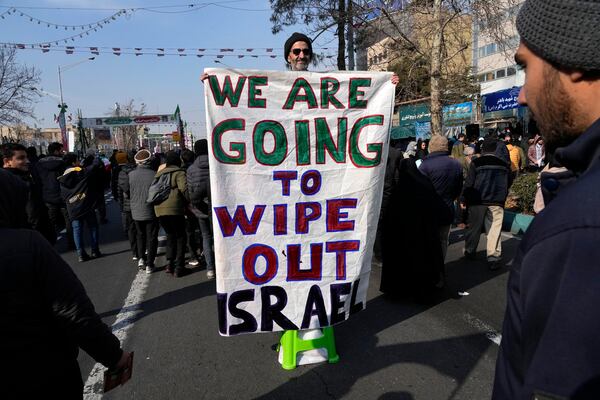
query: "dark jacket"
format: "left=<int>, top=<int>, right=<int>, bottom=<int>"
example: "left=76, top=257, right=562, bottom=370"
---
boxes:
left=493, top=118, right=600, bottom=400
left=36, top=155, right=66, bottom=205
left=0, top=228, right=122, bottom=398
left=462, top=153, right=509, bottom=207
left=186, top=154, right=211, bottom=217
left=129, top=164, right=156, bottom=221
left=117, top=164, right=136, bottom=213
left=0, top=168, right=28, bottom=229
left=111, top=163, right=123, bottom=201
left=419, top=151, right=463, bottom=225
left=58, top=159, right=103, bottom=220
left=4, top=168, right=56, bottom=243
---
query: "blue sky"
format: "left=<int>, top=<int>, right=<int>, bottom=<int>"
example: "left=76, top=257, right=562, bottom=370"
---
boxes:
left=0, top=0, right=337, bottom=137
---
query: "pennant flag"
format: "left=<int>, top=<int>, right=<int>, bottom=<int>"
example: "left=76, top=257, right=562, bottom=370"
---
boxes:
left=66, top=49, right=74, bottom=54
left=220, top=48, right=234, bottom=52
left=42, top=49, right=49, bottom=53
left=90, top=47, right=98, bottom=51
left=270, top=55, right=276, bottom=58
left=238, top=55, right=244, bottom=58
left=157, top=53, right=164, bottom=57
left=177, top=48, right=185, bottom=52
left=135, top=52, right=142, bottom=56
left=196, top=55, right=204, bottom=58
left=246, top=48, right=254, bottom=52
left=157, top=48, right=164, bottom=52
left=16, top=44, right=25, bottom=49
left=135, top=48, right=142, bottom=51
left=266, top=48, right=273, bottom=52
left=112, top=48, right=121, bottom=51
left=198, top=49, right=205, bottom=52
left=91, top=50, right=99, bottom=55
left=216, top=55, right=224, bottom=59
left=179, top=54, right=187, bottom=56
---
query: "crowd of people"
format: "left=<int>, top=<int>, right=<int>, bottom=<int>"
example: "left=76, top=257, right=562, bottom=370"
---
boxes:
left=0, top=139, right=216, bottom=279
left=2, top=0, right=600, bottom=396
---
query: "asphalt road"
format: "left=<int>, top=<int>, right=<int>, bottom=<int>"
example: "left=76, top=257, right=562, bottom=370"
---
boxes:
left=57, top=194, right=520, bottom=400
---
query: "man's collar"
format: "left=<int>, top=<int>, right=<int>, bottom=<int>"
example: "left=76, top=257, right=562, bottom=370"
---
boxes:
left=555, top=117, right=600, bottom=174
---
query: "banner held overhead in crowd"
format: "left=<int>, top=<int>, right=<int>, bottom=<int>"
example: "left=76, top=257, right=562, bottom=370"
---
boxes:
left=204, top=68, right=395, bottom=336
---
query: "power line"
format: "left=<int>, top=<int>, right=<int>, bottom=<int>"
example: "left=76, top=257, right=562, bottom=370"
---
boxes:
left=0, top=1, right=261, bottom=12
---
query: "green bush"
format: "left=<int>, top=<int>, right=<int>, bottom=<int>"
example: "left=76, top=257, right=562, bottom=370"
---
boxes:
left=509, top=173, right=538, bottom=215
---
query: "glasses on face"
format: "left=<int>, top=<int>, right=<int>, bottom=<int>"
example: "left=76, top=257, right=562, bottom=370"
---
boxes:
left=292, top=48, right=311, bottom=56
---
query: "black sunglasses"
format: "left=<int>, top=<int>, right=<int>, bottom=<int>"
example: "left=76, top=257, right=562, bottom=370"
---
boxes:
left=292, top=48, right=311, bottom=56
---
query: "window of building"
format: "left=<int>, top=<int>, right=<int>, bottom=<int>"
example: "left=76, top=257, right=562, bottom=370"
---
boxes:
left=496, top=69, right=506, bottom=79
left=507, top=66, right=516, bottom=76
left=486, top=72, right=494, bottom=81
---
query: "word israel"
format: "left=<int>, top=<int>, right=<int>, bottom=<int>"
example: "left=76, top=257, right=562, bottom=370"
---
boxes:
left=204, top=68, right=395, bottom=336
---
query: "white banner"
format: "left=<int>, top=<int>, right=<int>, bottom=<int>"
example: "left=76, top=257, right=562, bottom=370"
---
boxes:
left=204, top=68, right=395, bottom=336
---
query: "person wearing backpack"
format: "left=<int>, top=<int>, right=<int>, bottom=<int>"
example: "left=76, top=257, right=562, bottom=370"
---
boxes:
left=153, top=151, right=189, bottom=277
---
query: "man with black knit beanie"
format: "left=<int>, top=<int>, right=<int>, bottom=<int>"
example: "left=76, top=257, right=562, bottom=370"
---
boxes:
left=493, top=1, right=600, bottom=398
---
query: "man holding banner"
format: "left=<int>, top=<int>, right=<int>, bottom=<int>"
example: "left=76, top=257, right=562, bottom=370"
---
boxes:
left=202, top=33, right=398, bottom=355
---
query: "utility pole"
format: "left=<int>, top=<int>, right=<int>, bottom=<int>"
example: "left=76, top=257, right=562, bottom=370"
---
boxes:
left=347, top=0, right=355, bottom=71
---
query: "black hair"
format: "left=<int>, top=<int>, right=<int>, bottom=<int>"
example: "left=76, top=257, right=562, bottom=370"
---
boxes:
left=194, top=139, right=208, bottom=156
left=181, top=149, right=195, bottom=165
left=47, top=142, right=63, bottom=155
left=63, top=152, right=78, bottom=166
left=165, top=150, right=182, bottom=167
left=2, top=143, right=27, bottom=161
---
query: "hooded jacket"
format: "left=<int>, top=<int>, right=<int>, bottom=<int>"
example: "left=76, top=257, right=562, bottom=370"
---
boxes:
left=493, top=118, right=600, bottom=399
left=35, top=155, right=66, bottom=205
left=153, top=166, right=188, bottom=217
left=58, top=159, right=103, bottom=220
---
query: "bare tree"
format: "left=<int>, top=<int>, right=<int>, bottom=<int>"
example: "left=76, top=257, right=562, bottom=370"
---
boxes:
left=0, top=48, right=41, bottom=125
left=106, top=100, right=147, bottom=150
left=360, top=0, right=520, bottom=135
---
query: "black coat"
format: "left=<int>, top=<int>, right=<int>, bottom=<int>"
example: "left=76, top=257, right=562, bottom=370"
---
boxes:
left=380, top=157, right=444, bottom=298
left=0, top=228, right=122, bottom=398
left=462, top=153, right=509, bottom=207
left=58, top=160, right=103, bottom=220
left=4, top=168, right=56, bottom=243
left=493, top=118, right=600, bottom=400
left=117, top=164, right=136, bottom=212
left=36, top=155, right=66, bottom=205
left=186, top=154, right=211, bottom=217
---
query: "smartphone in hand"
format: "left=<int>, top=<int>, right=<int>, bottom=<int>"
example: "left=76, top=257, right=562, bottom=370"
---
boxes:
left=104, top=351, right=134, bottom=393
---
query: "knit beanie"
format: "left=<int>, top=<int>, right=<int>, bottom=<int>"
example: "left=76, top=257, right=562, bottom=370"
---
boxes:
left=284, top=32, right=313, bottom=62
left=135, top=149, right=151, bottom=165
left=428, top=135, right=449, bottom=153
left=115, top=151, right=128, bottom=165
left=517, top=0, right=600, bottom=71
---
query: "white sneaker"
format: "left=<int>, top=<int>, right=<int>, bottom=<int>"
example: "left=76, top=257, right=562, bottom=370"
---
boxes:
left=188, top=258, right=200, bottom=266
left=206, top=270, right=215, bottom=280
left=146, top=265, right=154, bottom=274
left=138, top=258, right=145, bottom=269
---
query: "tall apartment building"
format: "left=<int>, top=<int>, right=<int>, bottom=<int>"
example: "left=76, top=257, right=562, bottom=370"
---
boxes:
left=472, top=0, right=528, bottom=132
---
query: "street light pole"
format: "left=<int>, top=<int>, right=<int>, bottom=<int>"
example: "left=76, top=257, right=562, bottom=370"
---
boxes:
left=57, top=57, right=95, bottom=151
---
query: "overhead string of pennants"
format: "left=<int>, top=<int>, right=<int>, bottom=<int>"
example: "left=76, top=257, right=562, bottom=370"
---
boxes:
left=0, top=7, right=128, bottom=43
left=1, top=43, right=336, bottom=59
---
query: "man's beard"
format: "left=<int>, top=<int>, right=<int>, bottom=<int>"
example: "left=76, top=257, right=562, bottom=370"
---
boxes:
left=531, top=66, right=584, bottom=153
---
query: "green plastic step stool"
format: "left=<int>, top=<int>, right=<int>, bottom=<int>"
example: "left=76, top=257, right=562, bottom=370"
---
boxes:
left=278, top=327, right=340, bottom=370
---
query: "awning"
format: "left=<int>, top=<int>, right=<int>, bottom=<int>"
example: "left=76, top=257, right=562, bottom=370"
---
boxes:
left=390, top=126, right=414, bottom=140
